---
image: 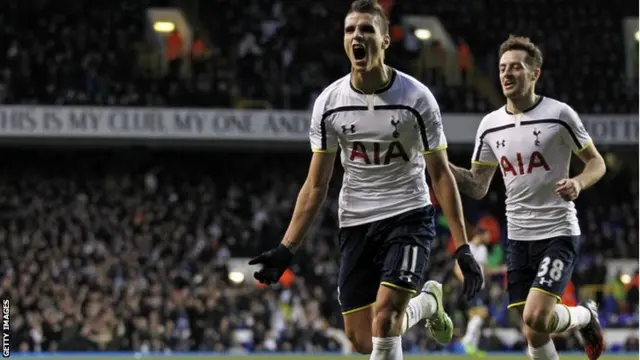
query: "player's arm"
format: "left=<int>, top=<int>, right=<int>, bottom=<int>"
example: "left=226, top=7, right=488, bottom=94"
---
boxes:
left=249, top=95, right=338, bottom=285
left=557, top=105, right=606, bottom=198
left=417, top=95, right=468, bottom=251
left=449, top=117, right=498, bottom=200
left=281, top=151, right=336, bottom=251
left=448, top=163, right=496, bottom=200
left=419, top=89, right=483, bottom=299
left=425, top=150, right=469, bottom=250
left=281, top=96, right=339, bottom=251
left=454, top=259, right=493, bottom=279
left=426, top=150, right=482, bottom=298
left=456, top=257, right=495, bottom=279
left=453, top=231, right=487, bottom=282
left=571, top=143, right=606, bottom=191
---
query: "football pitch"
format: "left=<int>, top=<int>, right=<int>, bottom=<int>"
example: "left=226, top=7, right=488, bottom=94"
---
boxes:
left=15, top=355, right=638, bottom=360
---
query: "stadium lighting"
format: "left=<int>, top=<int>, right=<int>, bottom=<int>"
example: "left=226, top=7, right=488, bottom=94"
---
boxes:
left=153, top=21, right=176, bottom=33
left=635, top=30, right=639, bottom=42
left=229, top=271, right=245, bottom=284
left=414, top=28, right=432, bottom=40
left=620, top=273, right=632, bottom=285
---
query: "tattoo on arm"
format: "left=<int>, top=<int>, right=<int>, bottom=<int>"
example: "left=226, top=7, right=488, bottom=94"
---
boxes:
left=449, top=164, right=495, bottom=200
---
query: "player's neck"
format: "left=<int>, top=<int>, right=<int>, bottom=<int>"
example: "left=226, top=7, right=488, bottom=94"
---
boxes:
left=351, top=64, right=392, bottom=94
left=506, top=92, right=540, bottom=114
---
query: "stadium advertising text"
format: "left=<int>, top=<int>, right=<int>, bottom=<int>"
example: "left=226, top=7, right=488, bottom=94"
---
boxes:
left=0, top=106, right=636, bottom=145
left=0, top=106, right=310, bottom=141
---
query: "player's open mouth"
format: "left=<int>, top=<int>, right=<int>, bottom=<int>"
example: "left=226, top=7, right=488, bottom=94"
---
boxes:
left=352, top=44, right=366, bottom=61
left=503, top=80, right=515, bottom=89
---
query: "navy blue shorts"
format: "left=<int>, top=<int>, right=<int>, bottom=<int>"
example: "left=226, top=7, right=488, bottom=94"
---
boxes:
left=337, top=206, right=436, bottom=315
left=505, top=236, right=581, bottom=308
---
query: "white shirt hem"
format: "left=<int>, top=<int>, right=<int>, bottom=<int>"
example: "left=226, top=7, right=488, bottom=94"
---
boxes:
left=507, top=230, right=581, bottom=241
left=339, top=202, right=430, bottom=228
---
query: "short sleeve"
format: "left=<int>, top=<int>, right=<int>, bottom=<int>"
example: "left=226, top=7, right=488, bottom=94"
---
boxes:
left=559, top=105, right=593, bottom=153
left=417, top=88, right=447, bottom=154
left=471, top=122, right=498, bottom=166
left=309, top=96, right=338, bottom=153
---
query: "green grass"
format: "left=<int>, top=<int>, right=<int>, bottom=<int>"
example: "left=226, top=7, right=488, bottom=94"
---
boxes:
left=18, top=356, right=638, bottom=360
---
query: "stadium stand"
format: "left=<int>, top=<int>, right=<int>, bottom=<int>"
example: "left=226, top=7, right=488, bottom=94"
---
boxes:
left=396, top=0, right=639, bottom=113
left=0, top=0, right=637, bottom=355
left=4, top=149, right=638, bottom=353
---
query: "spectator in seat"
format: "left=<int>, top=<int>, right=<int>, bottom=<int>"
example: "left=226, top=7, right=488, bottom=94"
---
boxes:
left=166, top=30, right=184, bottom=78
left=190, top=35, right=207, bottom=76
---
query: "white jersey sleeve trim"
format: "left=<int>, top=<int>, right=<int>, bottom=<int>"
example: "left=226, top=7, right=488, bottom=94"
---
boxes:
left=309, top=85, right=340, bottom=153
left=471, top=115, right=501, bottom=166
left=422, top=144, right=447, bottom=155
left=557, top=104, right=593, bottom=153
left=414, top=86, right=447, bottom=153
left=472, top=160, right=499, bottom=167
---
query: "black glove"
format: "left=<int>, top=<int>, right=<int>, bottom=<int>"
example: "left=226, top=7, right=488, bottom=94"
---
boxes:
left=454, top=244, right=484, bottom=301
left=248, top=244, right=294, bottom=285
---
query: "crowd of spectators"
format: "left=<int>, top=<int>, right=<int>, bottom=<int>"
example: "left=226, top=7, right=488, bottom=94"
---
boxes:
left=0, top=0, right=229, bottom=108
left=202, top=0, right=638, bottom=112
left=396, top=0, right=639, bottom=113
left=200, top=0, right=496, bottom=111
left=2, top=148, right=638, bottom=354
left=0, top=0, right=637, bottom=112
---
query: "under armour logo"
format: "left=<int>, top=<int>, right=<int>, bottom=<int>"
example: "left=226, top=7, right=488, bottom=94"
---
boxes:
left=341, top=124, right=356, bottom=134
left=533, top=129, right=541, bottom=146
left=390, top=117, right=401, bottom=138
left=399, top=272, right=413, bottom=283
left=496, top=139, right=506, bottom=148
left=539, top=277, right=554, bottom=286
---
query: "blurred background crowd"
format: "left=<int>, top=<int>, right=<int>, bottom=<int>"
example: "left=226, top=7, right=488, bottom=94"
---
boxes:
left=0, top=0, right=638, bottom=356
left=1, top=0, right=637, bottom=113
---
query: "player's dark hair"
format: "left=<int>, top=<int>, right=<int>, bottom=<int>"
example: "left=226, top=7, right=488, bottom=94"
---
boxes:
left=347, top=0, right=389, bottom=35
left=499, top=35, right=544, bottom=69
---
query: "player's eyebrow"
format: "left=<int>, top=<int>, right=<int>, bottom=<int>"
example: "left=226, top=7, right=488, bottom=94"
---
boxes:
left=360, top=24, right=375, bottom=32
left=344, top=23, right=376, bottom=33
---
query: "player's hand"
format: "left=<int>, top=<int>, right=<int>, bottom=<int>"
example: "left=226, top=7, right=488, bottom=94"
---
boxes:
left=555, top=178, right=581, bottom=201
left=454, top=244, right=484, bottom=301
left=248, top=244, right=294, bottom=285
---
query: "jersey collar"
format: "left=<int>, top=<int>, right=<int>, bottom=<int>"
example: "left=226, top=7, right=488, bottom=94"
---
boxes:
left=505, top=95, right=545, bottom=114
left=350, top=67, right=397, bottom=95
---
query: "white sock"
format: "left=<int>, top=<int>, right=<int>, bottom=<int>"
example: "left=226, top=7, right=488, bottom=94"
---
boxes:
left=461, top=315, right=484, bottom=347
left=370, top=336, right=402, bottom=360
left=528, top=339, right=559, bottom=360
left=401, top=293, right=437, bottom=333
left=549, top=304, right=592, bottom=332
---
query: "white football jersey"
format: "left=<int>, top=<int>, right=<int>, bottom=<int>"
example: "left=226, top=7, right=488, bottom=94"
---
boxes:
left=309, top=68, right=447, bottom=227
left=470, top=243, right=488, bottom=266
left=472, top=96, right=592, bottom=241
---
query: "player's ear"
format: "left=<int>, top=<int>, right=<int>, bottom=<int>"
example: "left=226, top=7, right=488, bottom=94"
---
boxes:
left=532, top=67, right=541, bottom=81
left=382, top=34, right=391, bottom=50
